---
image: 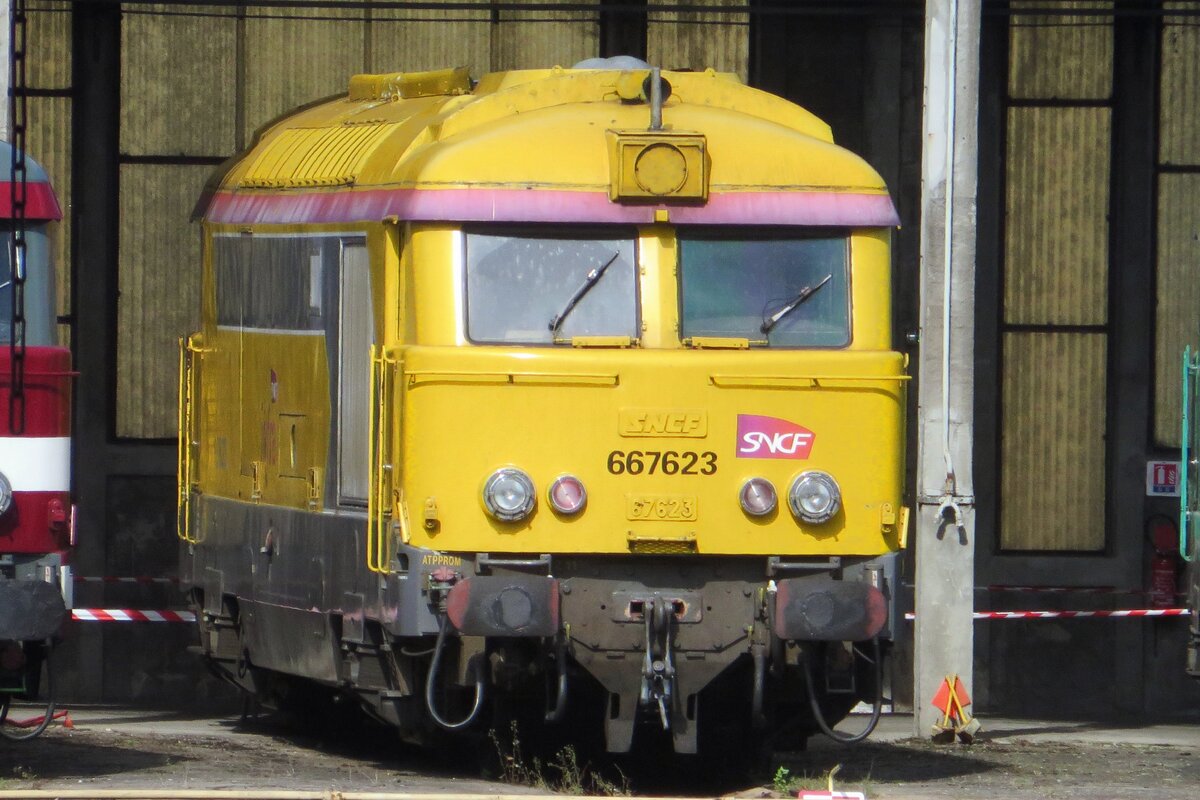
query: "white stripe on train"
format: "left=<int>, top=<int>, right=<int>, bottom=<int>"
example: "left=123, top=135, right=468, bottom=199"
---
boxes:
left=0, top=436, right=70, bottom=491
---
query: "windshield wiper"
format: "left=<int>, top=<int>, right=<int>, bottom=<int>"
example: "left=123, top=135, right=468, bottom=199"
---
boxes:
left=760, top=273, right=833, bottom=336
left=548, top=251, right=621, bottom=335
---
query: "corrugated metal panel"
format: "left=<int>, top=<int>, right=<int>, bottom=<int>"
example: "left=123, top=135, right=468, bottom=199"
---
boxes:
left=244, top=8, right=366, bottom=148
left=1160, top=15, right=1200, bottom=166
left=1001, top=331, right=1107, bottom=551
left=647, top=0, right=748, bottom=82
left=368, top=3, right=491, bottom=75
left=1004, top=106, right=1110, bottom=326
left=117, top=165, right=208, bottom=439
left=26, top=5, right=71, bottom=90
left=491, top=8, right=599, bottom=72
left=26, top=96, right=71, bottom=347
left=1008, top=1, right=1112, bottom=101
left=241, top=123, right=398, bottom=187
left=1154, top=174, right=1200, bottom=447
left=121, top=6, right=237, bottom=156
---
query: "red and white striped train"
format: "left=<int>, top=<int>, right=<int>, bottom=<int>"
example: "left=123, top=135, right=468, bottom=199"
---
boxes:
left=0, top=142, right=71, bottom=737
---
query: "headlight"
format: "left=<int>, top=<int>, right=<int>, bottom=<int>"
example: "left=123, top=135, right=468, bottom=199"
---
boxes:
left=0, top=470, right=11, bottom=516
left=483, top=468, right=536, bottom=522
left=548, top=475, right=587, bottom=515
left=788, top=471, right=841, bottom=524
left=739, top=477, right=777, bottom=517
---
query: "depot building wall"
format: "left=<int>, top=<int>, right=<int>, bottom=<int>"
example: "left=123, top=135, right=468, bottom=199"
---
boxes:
left=972, top=3, right=1200, bottom=717
left=17, top=1, right=1199, bottom=717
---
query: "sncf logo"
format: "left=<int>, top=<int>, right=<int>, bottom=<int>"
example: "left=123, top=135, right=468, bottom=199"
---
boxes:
left=736, top=414, right=815, bottom=459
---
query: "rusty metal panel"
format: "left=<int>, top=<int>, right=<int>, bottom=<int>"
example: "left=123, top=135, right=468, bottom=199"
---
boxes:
left=1004, top=106, right=1110, bottom=326
left=368, top=3, right=491, bottom=75
left=1160, top=14, right=1200, bottom=166
left=1008, top=1, right=1112, bottom=101
left=117, top=165, right=209, bottom=439
left=121, top=5, right=237, bottom=157
left=1001, top=331, right=1107, bottom=552
left=647, top=0, right=748, bottom=82
left=244, top=8, right=366, bottom=148
left=1154, top=174, right=1200, bottom=447
left=491, top=6, right=599, bottom=72
left=26, top=96, right=71, bottom=345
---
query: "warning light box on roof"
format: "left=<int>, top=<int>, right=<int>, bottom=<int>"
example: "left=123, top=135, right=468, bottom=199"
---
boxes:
left=607, top=130, right=708, bottom=203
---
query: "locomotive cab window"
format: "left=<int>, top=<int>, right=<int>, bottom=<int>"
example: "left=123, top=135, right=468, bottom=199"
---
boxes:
left=464, top=228, right=639, bottom=345
left=678, top=230, right=851, bottom=348
left=0, top=226, right=56, bottom=346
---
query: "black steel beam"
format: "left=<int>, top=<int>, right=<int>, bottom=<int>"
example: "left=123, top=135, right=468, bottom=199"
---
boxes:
left=69, top=0, right=121, bottom=703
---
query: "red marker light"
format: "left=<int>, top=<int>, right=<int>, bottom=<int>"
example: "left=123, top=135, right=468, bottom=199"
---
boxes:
left=549, top=475, right=587, bottom=515
left=740, top=477, right=778, bottom=517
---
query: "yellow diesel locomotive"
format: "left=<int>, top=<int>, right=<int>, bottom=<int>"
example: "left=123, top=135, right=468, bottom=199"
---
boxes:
left=179, top=60, right=907, bottom=755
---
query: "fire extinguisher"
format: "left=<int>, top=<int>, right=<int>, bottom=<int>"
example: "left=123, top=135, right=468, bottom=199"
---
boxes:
left=1148, top=517, right=1180, bottom=609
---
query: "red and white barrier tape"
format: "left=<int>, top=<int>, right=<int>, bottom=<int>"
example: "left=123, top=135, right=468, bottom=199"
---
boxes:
left=74, top=608, right=1191, bottom=623
left=982, top=585, right=1185, bottom=596
left=74, top=576, right=179, bottom=584
left=905, top=608, right=1190, bottom=621
left=71, top=609, right=195, bottom=623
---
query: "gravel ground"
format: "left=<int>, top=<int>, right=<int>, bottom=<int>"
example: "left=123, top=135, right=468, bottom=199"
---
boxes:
left=0, top=709, right=1197, bottom=799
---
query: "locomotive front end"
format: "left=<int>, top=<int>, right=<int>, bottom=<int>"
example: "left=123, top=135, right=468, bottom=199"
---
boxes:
left=386, top=69, right=906, bottom=752
left=396, top=233, right=904, bottom=752
left=0, top=144, right=71, bottom=738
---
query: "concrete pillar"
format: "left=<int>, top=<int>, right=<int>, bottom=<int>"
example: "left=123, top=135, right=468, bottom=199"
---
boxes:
left=913, top=0, right=981, bottom=736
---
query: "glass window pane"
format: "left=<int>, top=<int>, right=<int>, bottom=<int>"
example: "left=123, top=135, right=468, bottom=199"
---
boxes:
left=1154, top=174, right=1200, bottom=446
left=214, top=235, right=327, bottom=332
left=678, top=231, right=850, bottom=347
left=1008, top=1, right=1113, bottom=102
left=0, top=233, right=11, bottom=341
left=465, top=229, right=638, bottom=344
left=116, top=164, right=207, bottom=439
left=1160, top=11, right=1200, bottom=166
left=1000, top=331, right=1106, bottom=551
left=1004, top=106, right=1110, bottom=326
left=338, top=242, right=373, bottom=505
left=0, top=229, right=57, bottom=347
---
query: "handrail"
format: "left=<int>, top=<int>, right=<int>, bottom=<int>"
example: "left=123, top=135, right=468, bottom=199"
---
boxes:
left=176, top=337, right=198, bottom=543
left=367, top=346, right=398, bottom=573
left=1182, top=346, right=1196, bottom=563
left=404, top=369, right=618, bottom=387
left=711, top=373, right=911, bottom=382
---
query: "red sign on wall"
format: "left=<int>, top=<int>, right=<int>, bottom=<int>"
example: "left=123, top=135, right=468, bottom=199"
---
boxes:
left=1145, top=461, right=1181, bottom=497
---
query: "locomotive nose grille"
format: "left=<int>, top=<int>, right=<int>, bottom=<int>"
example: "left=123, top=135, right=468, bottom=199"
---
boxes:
left=626, top=534, right=697, bottom=554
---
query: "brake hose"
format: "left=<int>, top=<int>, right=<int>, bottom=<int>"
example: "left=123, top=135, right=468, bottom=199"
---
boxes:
left=424, top=614, right=486, bottom=730
left=0, top=642, right=56, bottom=741
left=802, top=637, right=883, bottom=744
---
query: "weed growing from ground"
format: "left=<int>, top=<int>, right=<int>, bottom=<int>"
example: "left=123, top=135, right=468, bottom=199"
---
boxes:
left=772, top=764, right=855, bottom=796
left=489, top=721, right=629, bottom=796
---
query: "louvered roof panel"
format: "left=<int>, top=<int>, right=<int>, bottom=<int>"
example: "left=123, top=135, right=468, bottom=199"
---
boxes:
left=240, top=122, right=398, bottom=188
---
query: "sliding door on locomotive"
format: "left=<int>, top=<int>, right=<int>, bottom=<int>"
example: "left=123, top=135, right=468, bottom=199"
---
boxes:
left=180, top=62, right=908, bottom=755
